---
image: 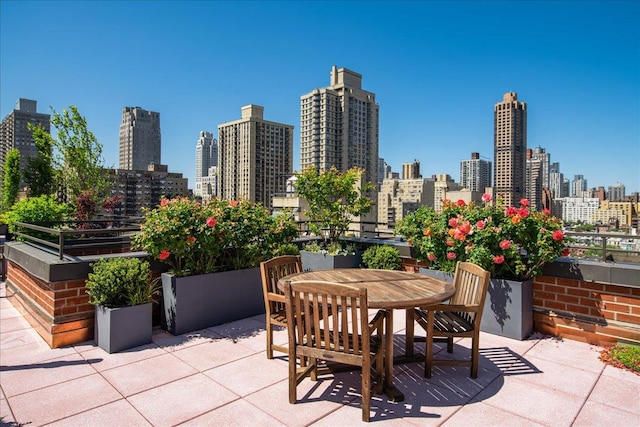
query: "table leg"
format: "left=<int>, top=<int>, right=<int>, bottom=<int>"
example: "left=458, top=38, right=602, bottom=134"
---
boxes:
left=383, top=309, right=405, bottom=402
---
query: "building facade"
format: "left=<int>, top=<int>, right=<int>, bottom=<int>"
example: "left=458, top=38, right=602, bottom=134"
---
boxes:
left=572, top=175, right=588, bottom=197
left=460, top=152, right=492, bottom=193
left=300, top=65, right=379, bottom=185
left=494, top=92, right=527, bottom=207
left=119, top=107, right=161, bottom=170
left=0, top=99, right=50, bottom=188
left=194, top=131, right=218, bottom=199
left=549, top=162, right=564, bottom=199
left=608, top=182, right=626, bottom=201
left=402, top=161, right=421, bottom=180
left=377, top=177, right=435, bottom=229
left=218, top=105, right=293, bottom=208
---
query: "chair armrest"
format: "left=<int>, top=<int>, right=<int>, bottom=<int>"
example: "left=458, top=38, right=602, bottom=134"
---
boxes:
left=368, top=310, right=386, bottom=334
left=418, top=303, right=479, bottom=312
left=268, top=293, right=286, bottom=303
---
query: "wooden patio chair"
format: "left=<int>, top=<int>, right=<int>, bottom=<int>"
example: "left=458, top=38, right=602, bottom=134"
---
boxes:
left=260, top=255, right=303, bottom=359
left=284, top=279, right=385, bottom=422
left=412, top=261, right=491, bottom=378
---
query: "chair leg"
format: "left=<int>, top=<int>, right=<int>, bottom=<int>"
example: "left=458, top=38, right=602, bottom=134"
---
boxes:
left=288, top=352, right=297, bottom=404
left=266, top=324, right=274, bottom=359
left=447, top=337, right=453, bottom=353
left=471, top=332, right=480, bottom=378
left=362, top=363, right=371, bottom=422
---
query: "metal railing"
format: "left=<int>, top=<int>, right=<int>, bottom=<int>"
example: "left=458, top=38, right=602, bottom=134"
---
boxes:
left=563, top=231, right=640, bottom=263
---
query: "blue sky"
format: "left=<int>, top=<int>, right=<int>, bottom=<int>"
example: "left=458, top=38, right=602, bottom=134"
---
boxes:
left=1, top=1, right=639, bottom=194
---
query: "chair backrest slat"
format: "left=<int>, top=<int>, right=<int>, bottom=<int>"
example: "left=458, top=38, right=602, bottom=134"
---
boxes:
left=449, top=262, right=491, bottom=322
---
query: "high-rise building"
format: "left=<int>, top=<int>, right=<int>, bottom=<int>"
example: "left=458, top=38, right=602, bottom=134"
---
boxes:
left=119, top=107, right=161, bottom=170
left=460, top=152, right=492, bottom=193
left=377, top=176, right=435, bottom=229
left=0, top=99, right=50, bottom=186
left=402, top=161, right=421, bottom=180
left=572, top=175, right=588, bottom=197
left=218, top=105, right=293, bottom=208
left=608, top=182, right=626, bottom=201
left=494, top=92, right=527, bottom=207
left=525, top=148, right=547, bottom=210
left=194, top=131, right=218, bottom=199
left=549, top=162, right=564, bottom=199
left=300, top=65, right=379, bottom=185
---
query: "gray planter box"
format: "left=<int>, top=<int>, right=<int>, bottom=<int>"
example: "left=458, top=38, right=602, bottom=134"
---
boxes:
left=419, top=268, right=533, bottom=340
left=300, top=250, right=363, bottom=271
left=94, top=303, right=152, bottom=354
left=161, top=268, right=265, bottom=335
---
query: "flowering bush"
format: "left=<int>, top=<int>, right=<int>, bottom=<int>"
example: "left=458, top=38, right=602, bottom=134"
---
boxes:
left=394, top=195, right=568, bottom=281
left=132, top=197, right=299, bottom=277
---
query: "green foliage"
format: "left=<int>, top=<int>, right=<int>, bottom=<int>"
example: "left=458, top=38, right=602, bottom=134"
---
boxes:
left=86, top=257, right=158, bottom=308
left=51, top=105, right=108, bottom=202
left=599, top=344, right=640, bottom=374
left=3, top=148, right=21, bottom=210
left=395, top=195, right=567, bottom=281
left=274, top=242, right=300, bottom=256
left=294, top=166, right=374, bottom=248
left=132, top=197, right=299, bottom=277
left=362, top=245, right=402, bottom=270
left=3, top=194, right=72, bottom=239
left=24, top=123, right=56, bottom=197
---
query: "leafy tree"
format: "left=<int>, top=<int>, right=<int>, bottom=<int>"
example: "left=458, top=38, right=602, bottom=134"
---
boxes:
left=2, top=148, right=21, bottom=210
left=294, top=166, right=374, bottom=248
left=23, top=123, right=56, bottom=197
left=51, top=105, right=108, bottom=203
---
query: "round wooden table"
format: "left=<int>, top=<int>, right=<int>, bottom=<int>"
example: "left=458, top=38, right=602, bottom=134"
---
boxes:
left=279, top=268, right=455, bottom=402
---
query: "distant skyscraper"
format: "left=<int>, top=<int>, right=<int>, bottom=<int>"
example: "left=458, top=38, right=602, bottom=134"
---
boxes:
left=402, top=161, right=422, bottom=180
left=494, top=92, right=527, bottom=207
left=526, top=148, right=544, bottom=210
left=194, top=131, right=218, bottom=199
left=608, top=182, right=625, bottom=201
left=460, top=152, right=492, bottom=193
left=119, top=107, right=161, bottom=170
left=549, top=162, right=564, bottom=199
left=572, top=175, right=588, bottom=197
left=0, top=98, right=50, bottom=186
left=218, top=105, right=293, bottom=208
left=300, top=65, right=379, bottom=185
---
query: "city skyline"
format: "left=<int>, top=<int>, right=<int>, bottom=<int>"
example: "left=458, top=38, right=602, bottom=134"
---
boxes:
left=1, top=1, right=638, bottom=193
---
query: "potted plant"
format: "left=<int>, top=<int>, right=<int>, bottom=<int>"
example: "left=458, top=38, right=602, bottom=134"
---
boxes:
left=131, top=197, right=299, bottom=335
left=293, top=166, right=374, bottom=270
left=361, top=244, right=402, bottom=270
left=395, top=194, right=568, bottom=339
left=86, top=257, right=158, bottom=353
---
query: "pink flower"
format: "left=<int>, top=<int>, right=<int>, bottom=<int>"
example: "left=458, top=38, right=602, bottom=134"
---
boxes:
left=160, top=198, right=169, bottom=207
left=552, top=230, right=564, bottom=241
left=158, top=250, right=170, bottom=260
left=481, top=193, right=492, bottom=203
left=476, top=220, right=485, bottom=230
left=448, top=217, right=458, bottom=227
left=518, top=208, right=530, bottom=218
left=499, top=239, right=511, bottom=250
left=542, top=208, right=551, bottom=215
left=229, top=200, right=239, bottom=207
left=186, top=236, right=196, bottom=244
left=458, top=221, right=471, bottom=234
left=456, top=199, right=466, bottom=207
left=506, top=206, right=517, bottom=216
left=427, top=253, right=436, bottom=261
left=493, top=255, right=505, bottom=264
left=520, top=198, right=530, bottom=207
left=446, top=238, right=455, bottom=247
left=446, top=252, right=457, bottom=260
left=206, top=217, right=217, bottom=227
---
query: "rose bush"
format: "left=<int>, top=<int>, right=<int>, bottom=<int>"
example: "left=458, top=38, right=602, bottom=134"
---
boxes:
left=394, top=194, right=568, bottom=281
left=132, top=197, right=299, bottom=277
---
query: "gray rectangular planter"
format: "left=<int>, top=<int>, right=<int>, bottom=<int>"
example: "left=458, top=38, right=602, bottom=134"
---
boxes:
left=300, top=250, right=363, bottom=271
left=94, top=303, right=152, bottom=354
left=418, top=268, right=533, bottom=340
left=161, top=267, right=265, bottom=335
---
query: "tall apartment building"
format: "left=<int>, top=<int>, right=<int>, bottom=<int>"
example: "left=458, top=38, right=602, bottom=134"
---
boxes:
left=572, top=175, right=588, bottom=197
left=300, top=65, right=379, bottom=185
left=119, top=107, right=161, bottom=170
left=434, top=174, right=460, bottom=213
left=460, top=152, right=492, bottom=193
left=525, top=148, right=545, bottom=210
left=377, top=176, right=435, bottom=229
left=608, top=182, right=625, bottom=201
left=194, top=131, right=218, bottom=199
left=402, top=161, right=421, bottom=180
left=494, top=92, right=527, bottom=207
left=104, top=163, right=189, bottom=217
left=0, top=99, right=50, bottom=186
left=218, top=105, right=293, bottom=208
left=549, top=162, right=564, bottom=199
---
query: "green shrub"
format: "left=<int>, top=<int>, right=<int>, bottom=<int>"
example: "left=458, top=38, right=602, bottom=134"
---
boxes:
left=86, top=257, right=158, bottom=308
left=3, top=195, right=72, bottom=239
left=274, top=242, right=300, bottom=256
left=362, top=245, right=402, bottom=270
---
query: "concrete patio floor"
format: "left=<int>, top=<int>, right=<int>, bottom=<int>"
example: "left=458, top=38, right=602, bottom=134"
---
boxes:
left=1, top=281, right=638, bottom=426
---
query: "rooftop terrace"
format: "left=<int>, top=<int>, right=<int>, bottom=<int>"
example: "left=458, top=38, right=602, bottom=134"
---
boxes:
left=1, top=281, right=638, bottom=426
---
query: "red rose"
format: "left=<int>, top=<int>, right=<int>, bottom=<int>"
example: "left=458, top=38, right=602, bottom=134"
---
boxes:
left=493, top=255, right=505, bottom=264
left=206, top=217, right=217, bottom=227
left=159, top=250, right=170, bottom=260
left=552, top=230, right=564, bottom=241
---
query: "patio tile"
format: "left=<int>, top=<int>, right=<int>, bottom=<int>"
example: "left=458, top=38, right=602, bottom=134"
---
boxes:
left=0, top=325, right=46, bottom=350
left=78, top=342, right=167, bottom=372
left=172, top=335, right=256, bottom=372
left=0, top=352, right=96, bottom=397
left=524, top=336, right=605, bottom=373
left=6, top=373, right=122, bottom=426
left=573, top=400, right=640, bottom=427
left=204, top=352, right=289, bottom=397
left=127, top=374, right=239, bottom=426
left=152, top=327, right=220, bottom=351
left=442, top=401, right=545, bottom=426
left=45, top=399, right=153, bottom=426
left=207, top=316, right=265, bottom=341
left=471, top=375, right=584, bottom=427
left=0, top=339, right=77, bottom=367
left=0, top=315, right=31, bottom=334
left=586, top=369, right=640, bottom=415
left=99, top=353, right=198, bottom=396
left=0, top=302, right=21, bottom=319
left=181, top=398, right=286, bottom=426
left=0, top=397, right=16, bottom=425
